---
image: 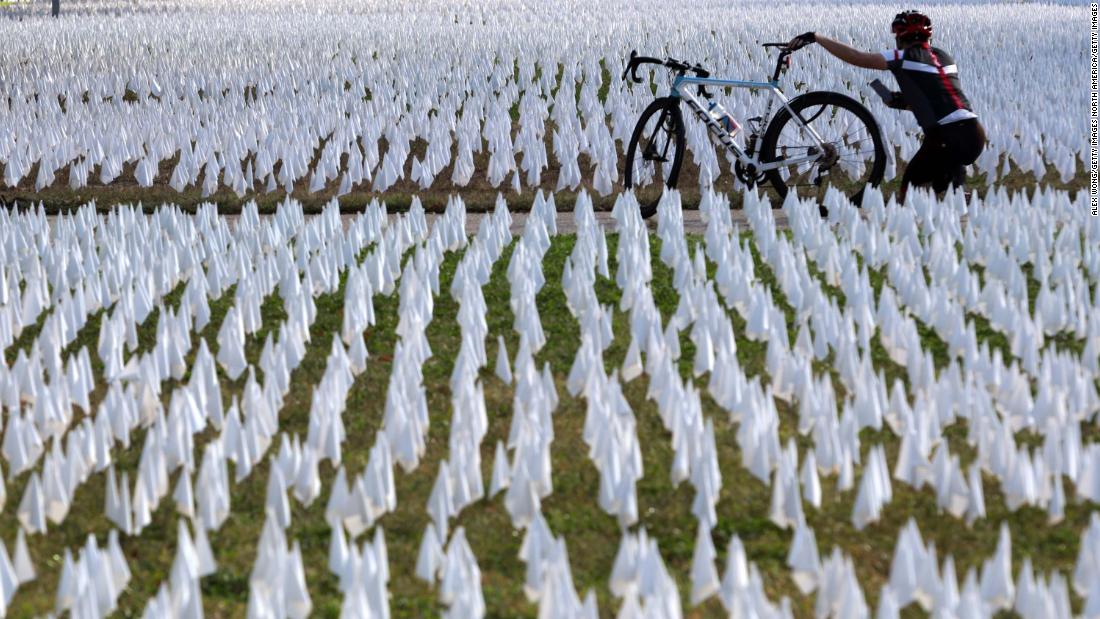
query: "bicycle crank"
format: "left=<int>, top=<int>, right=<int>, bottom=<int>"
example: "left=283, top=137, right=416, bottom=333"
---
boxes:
left=735, top=160, right=766, bottom=185
left=642, top=141, right=669, bottom=163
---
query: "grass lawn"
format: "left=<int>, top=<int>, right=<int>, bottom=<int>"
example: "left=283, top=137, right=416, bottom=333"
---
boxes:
left=2, top=204, right=1093, bottom=617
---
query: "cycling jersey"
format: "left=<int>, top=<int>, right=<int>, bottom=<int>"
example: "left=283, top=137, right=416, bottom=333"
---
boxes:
left=879, top=44, right=978, bottom=132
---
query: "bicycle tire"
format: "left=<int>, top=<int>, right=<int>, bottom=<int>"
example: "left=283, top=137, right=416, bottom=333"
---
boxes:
left=759, top=91, right=886, bottom=210
left=623, top=97, right=686, bottom=220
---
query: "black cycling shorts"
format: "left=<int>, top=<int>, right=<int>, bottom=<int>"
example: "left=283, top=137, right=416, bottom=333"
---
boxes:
left=901, top=118, right=986, bottom=194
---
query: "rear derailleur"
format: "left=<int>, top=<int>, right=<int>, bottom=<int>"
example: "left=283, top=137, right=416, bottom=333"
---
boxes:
left=809, top=142, right=839, bottom=186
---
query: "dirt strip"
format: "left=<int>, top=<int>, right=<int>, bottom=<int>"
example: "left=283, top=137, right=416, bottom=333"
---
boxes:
left=214, top=209, right=791, bottom=234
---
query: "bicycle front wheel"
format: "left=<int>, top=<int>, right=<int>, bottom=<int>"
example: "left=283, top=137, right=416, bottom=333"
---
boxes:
left=623, top=97, right=685, bottom=219
left=759, top=91, right=885, bottom=210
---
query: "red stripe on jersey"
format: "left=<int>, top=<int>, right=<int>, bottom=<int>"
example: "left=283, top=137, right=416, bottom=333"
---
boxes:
left=921, top=42, right=965, bottom=110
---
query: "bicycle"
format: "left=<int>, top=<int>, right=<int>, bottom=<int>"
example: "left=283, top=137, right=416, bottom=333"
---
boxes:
left=621, top=44, right=886, bottom=218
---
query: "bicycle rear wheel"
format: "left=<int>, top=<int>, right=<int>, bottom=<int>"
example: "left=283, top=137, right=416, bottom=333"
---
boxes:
left=759, top=91, right=885, bottom=211
left=623, top=97, right=685, bottom=219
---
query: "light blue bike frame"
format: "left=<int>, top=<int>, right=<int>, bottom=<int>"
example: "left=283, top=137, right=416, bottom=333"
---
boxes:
left=669, top=74, right=828, bottom=173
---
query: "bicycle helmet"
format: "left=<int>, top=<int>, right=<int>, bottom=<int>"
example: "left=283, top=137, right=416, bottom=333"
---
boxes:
left=891, top=10, right=932, bottom=43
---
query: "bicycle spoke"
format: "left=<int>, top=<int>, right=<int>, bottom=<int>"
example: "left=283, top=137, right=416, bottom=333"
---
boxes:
left=627, top=102, right=682, bottom=212
left=658, top=127, right=674, bottom=162
left=835, top=151, right=878, bottom=160
left=776, top=103, right=878, bottom=176
left=800, top=104, right=829, bottom=126
left=641, top=130, right=661, bottom=161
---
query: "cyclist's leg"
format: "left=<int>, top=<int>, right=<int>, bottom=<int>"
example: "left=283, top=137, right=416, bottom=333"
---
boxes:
left=931, top=140, right=962, bottom=194
left=962, top=120, right=987, bottom=165
left=959, top=122, right=986, bottom=200
left=950, top=165, right=967, bottom=190
left=939, top=119, right=987, bottom=193
left=932, top=164, right=964, bottom=194
left=899, top=134, right=945, bottom=202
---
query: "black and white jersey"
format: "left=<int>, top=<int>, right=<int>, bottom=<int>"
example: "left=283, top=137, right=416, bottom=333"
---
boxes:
left=879, top=44, right=978, bottom=132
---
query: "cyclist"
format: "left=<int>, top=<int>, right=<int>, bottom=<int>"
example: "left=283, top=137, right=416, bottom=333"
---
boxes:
left=786, top=11, right=986, bottom=203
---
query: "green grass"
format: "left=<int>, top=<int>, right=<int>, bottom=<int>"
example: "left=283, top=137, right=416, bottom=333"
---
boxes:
left=1, top=228, right=1094, bottom=617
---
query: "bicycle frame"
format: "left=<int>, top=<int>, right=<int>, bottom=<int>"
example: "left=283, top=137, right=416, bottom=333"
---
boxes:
left=669, top=74, right=827, bottom=173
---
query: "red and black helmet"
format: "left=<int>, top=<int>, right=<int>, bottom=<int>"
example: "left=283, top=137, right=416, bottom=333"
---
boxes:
left=891, top=10, right=932, bottom=43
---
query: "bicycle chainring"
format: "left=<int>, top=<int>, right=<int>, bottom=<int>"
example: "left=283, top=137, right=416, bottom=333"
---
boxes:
left=735, top=160, right=767, bottom=186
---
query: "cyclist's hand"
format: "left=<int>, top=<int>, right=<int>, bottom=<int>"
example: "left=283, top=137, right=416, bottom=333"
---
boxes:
left=886, top=91, right=909, bottom=110
left=787, top=32, right=816, bottom=50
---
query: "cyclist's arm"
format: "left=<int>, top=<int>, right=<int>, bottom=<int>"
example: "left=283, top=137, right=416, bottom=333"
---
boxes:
left=815, top=34, right=888, bottom=70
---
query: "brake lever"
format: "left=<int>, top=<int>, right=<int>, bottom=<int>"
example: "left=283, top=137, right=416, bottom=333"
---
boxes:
left=693, top=65, right=712, bottom=98
left=621, top=50, right=636, bottom=82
